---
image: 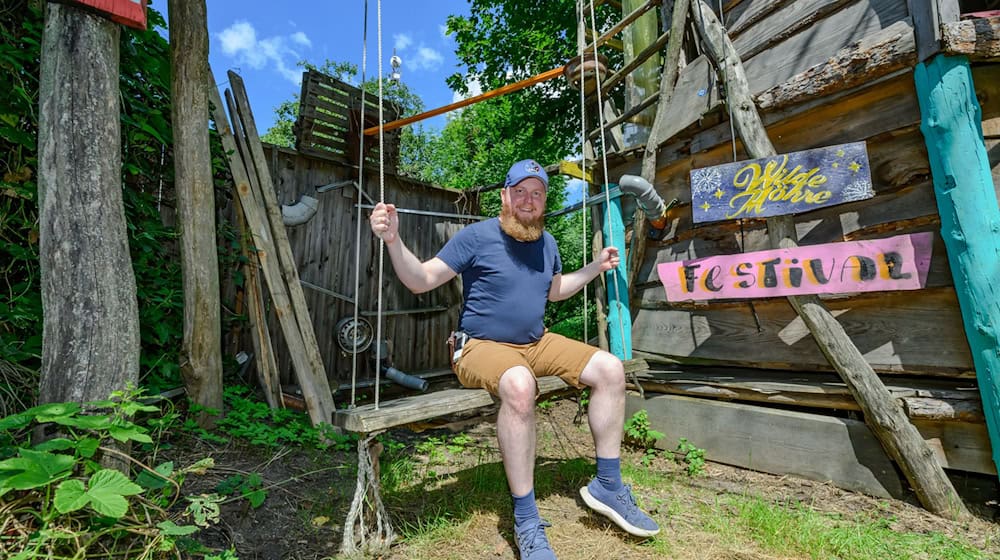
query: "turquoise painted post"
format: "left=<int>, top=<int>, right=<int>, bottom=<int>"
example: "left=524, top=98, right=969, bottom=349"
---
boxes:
left=601, top=192, right=632, bottom=360
left=914, top=55, right=1000, bottom=477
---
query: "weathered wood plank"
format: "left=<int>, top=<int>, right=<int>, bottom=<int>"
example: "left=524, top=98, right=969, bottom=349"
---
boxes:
left=755, top=19, right=916, bottom=111
left=741, top=0, right=908, bottom=94
left=941, top=15, right=1000, bottom=60
left=634, top=367, right=984, bottom=421
left=732, top=0, right=856, bottom=61
left=649, top=55, right=721, bottom=147
left=633, top=288, right=974, bottom=375
left=911, top=419, right=996, bottom=475
left=725, top=0, right=790, bottom=37
left=628, top=393, right=905, bottom=497
left=228, top=71, right=338, bottom=425
left=908, top=0, right=961, bottom=62
left=333, top=375, right=572, bottom=433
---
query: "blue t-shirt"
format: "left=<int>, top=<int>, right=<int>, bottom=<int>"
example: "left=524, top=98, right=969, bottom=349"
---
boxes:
left=437, top=218, right=561, bottom=344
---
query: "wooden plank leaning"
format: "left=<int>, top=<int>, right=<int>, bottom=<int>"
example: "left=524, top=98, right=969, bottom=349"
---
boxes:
left=690, top=0, right=969, bottom=521
left=208, top=74, right=336, bottom=427
left=226, top=71, right=338, bottom=425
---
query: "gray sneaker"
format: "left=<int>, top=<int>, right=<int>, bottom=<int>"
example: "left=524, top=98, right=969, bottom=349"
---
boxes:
left=580, top=479, right=660, bottom=537
left=513, top=518, right=557, bottom=559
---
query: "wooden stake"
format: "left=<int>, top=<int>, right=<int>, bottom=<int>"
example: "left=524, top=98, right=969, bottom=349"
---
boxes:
left=691, top=0, right=970, bottom=520
left=208, top=76, right=335, bottom=427
left=227, top=71, right=338, bottom=423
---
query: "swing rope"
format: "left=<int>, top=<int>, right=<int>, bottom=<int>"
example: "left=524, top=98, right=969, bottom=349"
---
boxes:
left=586, top=0, right=630, bottom=359
left=341, top=1, right=394, bottom=554
left=577, top=0, right=589, bottom=346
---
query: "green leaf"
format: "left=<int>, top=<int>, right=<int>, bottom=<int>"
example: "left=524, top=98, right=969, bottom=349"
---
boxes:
left=54, top=479, right=89, bottom=513
left=76, top=437, right=100, bottom=458
left=26, top=402, right=81, bottom=422
left=54, top=414, right=111, bottom=430
left=247, top=489, right=266, bottom=509
left=0, top=449, right=74, bottom=491
left=108, top=423, right=153, bottom=443
left=34, top=438, right=75, bottom=452
left=0, top=413, right=31, bottom=432
left=86, top=469, right=143, bottom=518
left=157, top=520, right=199, bottom=536
left=136, top=461, right=174, bottom=490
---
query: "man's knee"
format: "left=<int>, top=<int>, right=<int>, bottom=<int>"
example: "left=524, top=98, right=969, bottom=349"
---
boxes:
left=583, top=351, right=625, bottom=390
left=498, top=366, right=537, bottom=410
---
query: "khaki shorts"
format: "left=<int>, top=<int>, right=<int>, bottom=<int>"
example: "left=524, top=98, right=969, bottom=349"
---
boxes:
left=453, top=332, right=599, bottom=396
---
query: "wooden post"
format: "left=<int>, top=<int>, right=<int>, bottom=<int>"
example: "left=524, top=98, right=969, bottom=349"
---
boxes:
left=691, top=0, right=970, bottom=520
left=38, top=4, right=140, bottom=408
left=169, top=0, right=223, bottom=427
left=914, top=54, right=1000, bottom=478
left=630, top=0, right=690, bottom=296
left=908, top=0, right=961, bottom=62
left=603, top=195, right=632, bottom=360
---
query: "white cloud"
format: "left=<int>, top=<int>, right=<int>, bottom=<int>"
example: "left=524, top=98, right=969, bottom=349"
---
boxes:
left=290, top=31, right=311, bottom=48
left=451, top=76, right=482, bottom=104
left=394, top=33, right=413, bottom=51
left=215, top=21, right=311, bottom=85
left=411, top=46, right=443, bottom=71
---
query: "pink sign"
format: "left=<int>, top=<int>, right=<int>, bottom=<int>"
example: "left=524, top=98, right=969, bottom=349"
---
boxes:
left=657, top=233, right=933, bottom=301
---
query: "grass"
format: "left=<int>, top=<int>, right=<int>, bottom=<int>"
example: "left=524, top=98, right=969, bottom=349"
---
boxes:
left=371, top=427, right=995, bottom=560
left=702, top=494, right=987, bottom=560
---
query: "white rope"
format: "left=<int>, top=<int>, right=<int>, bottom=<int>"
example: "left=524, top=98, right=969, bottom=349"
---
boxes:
left=587, top=0, right=629, bottom=358
left=374, top=0, right=386, bottom=411
left=577, top=0, right=589, bottom=345
left=350, top=0, right=370, bottom=409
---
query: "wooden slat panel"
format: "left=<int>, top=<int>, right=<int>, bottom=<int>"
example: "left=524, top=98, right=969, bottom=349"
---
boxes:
left=732, top=0, right=856, bottom=60
left=632, top=288, right=974, bottom=375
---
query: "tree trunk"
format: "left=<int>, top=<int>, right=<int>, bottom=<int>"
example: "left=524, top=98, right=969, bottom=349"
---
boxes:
left=37, top=5, right=139, bottom=408
left=169, top=0, right=223, bottom=427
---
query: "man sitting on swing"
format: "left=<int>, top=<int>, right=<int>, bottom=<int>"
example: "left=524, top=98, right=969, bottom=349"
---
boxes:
left=369, top=159, right=659, bottom=559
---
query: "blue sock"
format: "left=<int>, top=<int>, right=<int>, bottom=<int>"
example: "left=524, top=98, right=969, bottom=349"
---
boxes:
left=596, top=456, right=623, bottom=491
left=512, top=489, right=539, bottom=527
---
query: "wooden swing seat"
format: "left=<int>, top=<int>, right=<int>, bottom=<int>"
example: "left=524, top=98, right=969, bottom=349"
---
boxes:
left=331, top=376, right=572, bottom=433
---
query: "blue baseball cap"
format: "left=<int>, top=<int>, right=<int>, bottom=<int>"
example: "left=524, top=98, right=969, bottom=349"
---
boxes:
left=504, top=159, right=549, bottom=190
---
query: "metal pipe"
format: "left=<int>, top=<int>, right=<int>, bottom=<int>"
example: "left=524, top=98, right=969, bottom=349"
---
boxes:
left=281, top=194, right=319, bottom=226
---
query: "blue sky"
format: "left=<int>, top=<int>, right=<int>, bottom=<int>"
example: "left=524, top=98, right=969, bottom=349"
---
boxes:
left=166, top=0, right=474, bottom=134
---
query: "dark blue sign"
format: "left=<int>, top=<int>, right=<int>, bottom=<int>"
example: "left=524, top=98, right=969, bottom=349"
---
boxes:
left=690, top=141, right=874, bottom=223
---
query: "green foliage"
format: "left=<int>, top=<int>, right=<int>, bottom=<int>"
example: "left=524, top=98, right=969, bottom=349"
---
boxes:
left=0, top=4, right=236, bottom=393
left=0, top=387, right=225, bottom=559
left=198, top=386, right=355, bottom=451
left=624, top=409, right=664, bottom=467
left=215, top=472, right=267, bottom=509
left=445, top=0, right=621, bottom=156
left=674, top=437, right=705, bottom=476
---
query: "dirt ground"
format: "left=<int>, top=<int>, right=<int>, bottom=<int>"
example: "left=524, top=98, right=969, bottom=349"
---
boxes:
left=165, top=396, right=1000, bottom=560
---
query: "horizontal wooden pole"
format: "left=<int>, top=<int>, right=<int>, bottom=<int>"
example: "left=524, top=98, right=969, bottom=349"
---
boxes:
left=363, top=65, right=566, bottom=136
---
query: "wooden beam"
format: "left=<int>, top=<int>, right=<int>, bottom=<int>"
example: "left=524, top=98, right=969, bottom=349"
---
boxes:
left=907, top=0, right=962, bottom=62
left=755, top=19, right=916, bottom=111
left=914, top=55, right=1000, bottom=483
left=630, top=0, right=691, bottom=300
left=691, top=0, right=970, bottom=520
left=941, top=15, right=1000, bottom=61
left=634, top=368, right=985, bottom=422
left=227, top=71, right=338, bottom=424
left=362, top=65, right=566, bottom=136
left=209, top=77, right=336, bottom=428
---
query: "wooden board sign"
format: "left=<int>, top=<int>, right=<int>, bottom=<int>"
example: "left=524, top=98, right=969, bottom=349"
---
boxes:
left=64, top=0, right=147, bottom=30
left=657, top=232, right=933, bottom=301
left=690, top=141, right=874, bottom=223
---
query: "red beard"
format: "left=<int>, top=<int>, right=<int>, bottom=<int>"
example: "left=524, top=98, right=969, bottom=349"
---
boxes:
left=499, top=204, right=544, bottom=242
